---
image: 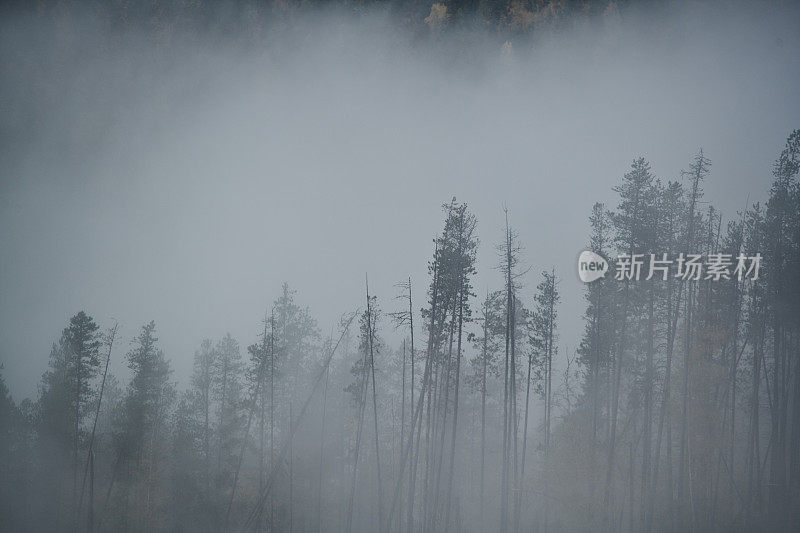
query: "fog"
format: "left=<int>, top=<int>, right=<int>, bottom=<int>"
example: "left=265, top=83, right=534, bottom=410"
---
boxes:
left=1, top=1, right=799, bottom=531
left=0, top=1, right=794, bottom=399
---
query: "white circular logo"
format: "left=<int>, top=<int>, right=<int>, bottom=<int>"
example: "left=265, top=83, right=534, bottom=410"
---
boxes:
left=578, top=251, right=608, bottom=282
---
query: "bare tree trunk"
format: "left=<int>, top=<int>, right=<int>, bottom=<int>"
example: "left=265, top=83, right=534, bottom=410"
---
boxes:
left=366, top=278, right=384, bottom=532
left=679, top=278, right=694, bottom=526
left=73, top=344, right=82, bottom=530
left=678, top=158, right=703, bottom=527
left=387, top=248, right=442, bottom=533
left=542, top=271, right=556, bottom=533
left=316, top=366, right=329, bottom=533
left=604, top=278, right=630, bottom=526
left=590, top=282, right=602, bottom=518
left=510, top=292, right=519, bottom=533
left=79, top=324, right=118, bottom=521
left=205, top=356, right=212, bottom=499
left=726, top=271, right=744, bottom=527
left=259, top=312, right=269, bottom=502
left=289, top=402, right=293, bottom=533
left=629, top=442, right=635, bottom=533
left=345, top=329, right=370, bottom=533
left=218, top=356, right=229, bottom=494
left=641, top=286, right=655, bottom=528
left=269, top=312, right=275, bottom=531
left=407, top=388, right=424, bottom=533
left=501, top=211, right=513, bottom=533
left=87, top=449, right=94, bottom=533
left=421, top=351, right=436, bottom=532
left=647, top=277, right=683, bottom=532
left=444, top=275, right=466, bottom=531
left=406, top=277, right=418, bottom=533
left=516, top=345, right=533, bottom=533
left=480, top=295, right=489, bottom=533
left=429, top=294, right=457, bottom=532
left=546, top=271, right=555, bottom=455
left=401, top=340, right=407, bottom=475
left=226, top=364, right=265, bottom=529
left=245, top=313, right=356, bottom=530
left=747, top=318, right=765, bottom=516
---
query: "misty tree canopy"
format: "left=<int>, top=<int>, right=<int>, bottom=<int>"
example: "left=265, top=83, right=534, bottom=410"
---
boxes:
left=1, top=130, right=799, bottom=532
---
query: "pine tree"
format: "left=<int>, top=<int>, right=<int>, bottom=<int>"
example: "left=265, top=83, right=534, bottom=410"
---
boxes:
left=467, top=290, right=504, bottom=530
left=114, top=321, right=174, bottom=529
left=527, top=269, right=559, bottom=531
left=63, top=311, right=102, bottom=518
left=212, top=333, right=244, bottom=516
left=764, top=130, right=800, bottom=519
left=190, top=339, right=216, bottom=499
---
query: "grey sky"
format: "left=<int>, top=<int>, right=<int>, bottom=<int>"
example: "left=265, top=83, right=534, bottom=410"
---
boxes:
left=1, top=2, right=798, bottom=400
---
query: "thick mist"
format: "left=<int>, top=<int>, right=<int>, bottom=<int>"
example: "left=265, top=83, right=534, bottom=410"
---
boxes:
left=2, top=2, right=796, bottom=399
left=1, top=2, right=799, bottom=531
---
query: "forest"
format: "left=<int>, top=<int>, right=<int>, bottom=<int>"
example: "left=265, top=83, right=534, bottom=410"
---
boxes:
left=1, top=129, right=799, bottom=531
left=0, top=0, right=662, bottom=39
left=2, top=0, right=800, bottom=532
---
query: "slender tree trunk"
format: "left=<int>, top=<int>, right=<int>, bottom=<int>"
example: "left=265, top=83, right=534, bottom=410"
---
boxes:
left=604, top=278, right=630, bottom=526
left=516, top=347, right=533, bottom=533
left=366, top=279, right=384, bottom=532
left=87, top=449, right=94, bottom=533
left=444, top=275, right=465, bottom=531
left=205, top=362, right=211, bottom=499
left=641, top=285, right=655, bottom=527
left=345, top=331, right=370, bottom=533
left=406, top=277, right=418, bottom=533
left=259, top=313, right=269, bottom=501
left=501, top=212, right=513, bottom=533
left=747, top=316, right=765, bottom=516
left=218, top=358, right=229, bottom=490
left=480, top=295, right=488, bottom=533
left=510, top=292, right=520, bottom=533
left=590, top=282, right=602, bottom=516
left=269, top=313, right=275, bottom=530
left=542, top=271, right=556, bottom=533
left=316, top=366, right=329, bottom=533
left=679, top=278, right=694, bottom=524
left=422, top=349, right=436, bottom=532
left=387, top=247, right=442, bottom=533
left=73, top=347, right=81, bottom=529
left=546, top=274, right=555, bottom=455
left=226, top=358, right=267, bottom=529
left=401, top=339, right=407, bottom=478
left=79, top=324, right=118, bottom=519
left=429, top=293, right=457, bottom=532
left=245, top=313, right=355, bottom=530
left=629, top=442, right=635, bottom=533
left=728, top=273, right=744, bottom=526
left=289, top=402, right=293, bottom=533
left=678, top=161, right=702, bottom=527
left=648, top=276, right=683, bottom=532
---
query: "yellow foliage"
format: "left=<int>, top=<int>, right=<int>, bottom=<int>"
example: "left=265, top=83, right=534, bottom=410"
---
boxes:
left=508, top=1, right=534, bottom=31
left=532, top=0, right=566, bottom=29
left=424, top=4, right=449, bottom=32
